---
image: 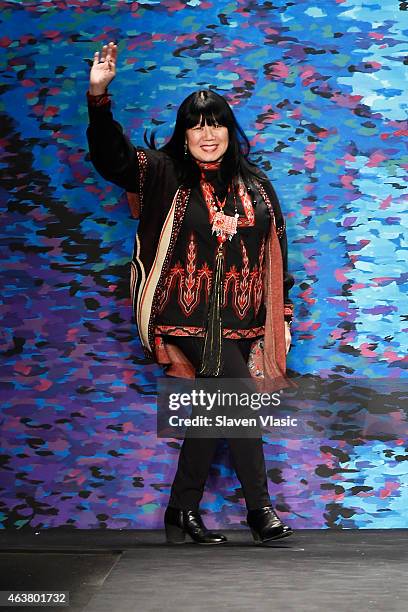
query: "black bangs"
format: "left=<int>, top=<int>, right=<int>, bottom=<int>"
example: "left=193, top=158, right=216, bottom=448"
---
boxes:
left=183, top=91, right=234, bottom=129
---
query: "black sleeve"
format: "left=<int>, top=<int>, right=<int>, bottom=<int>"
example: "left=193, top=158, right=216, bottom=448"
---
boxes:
left=277, top=212, right=295, bottom=323
left=86, top=94, right=139, bottom=194
left=256, top=175, right=295, bottom=322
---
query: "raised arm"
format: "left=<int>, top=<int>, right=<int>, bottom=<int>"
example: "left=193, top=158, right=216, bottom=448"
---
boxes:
left=86, top=42, right=144, bottom=216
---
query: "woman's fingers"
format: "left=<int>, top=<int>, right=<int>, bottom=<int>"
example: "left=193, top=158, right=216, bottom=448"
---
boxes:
left=105, top=42, right=117, bottom=65
left=93, top=42, right=116, bottom=67
left=284, top=322, right=291, bottom=354
left=100, top=44, right=108, bottom=62
left=90, top=42, right=117, bottom=89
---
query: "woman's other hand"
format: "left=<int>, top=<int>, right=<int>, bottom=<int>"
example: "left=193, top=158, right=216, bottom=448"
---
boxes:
left=284, top=321, right=292, bottom=354
left=89, top=41, right=117, bottom=96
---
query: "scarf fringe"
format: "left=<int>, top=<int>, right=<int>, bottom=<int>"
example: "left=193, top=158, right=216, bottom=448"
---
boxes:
left=198, top=243, right=225, bottom=376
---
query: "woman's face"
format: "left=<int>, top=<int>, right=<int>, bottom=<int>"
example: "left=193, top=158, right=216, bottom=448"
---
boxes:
left=185, top=118, right=229, bottom=163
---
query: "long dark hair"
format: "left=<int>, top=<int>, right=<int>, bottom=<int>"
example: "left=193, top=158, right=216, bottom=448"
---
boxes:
left=144, top=89, right=264, bottom=188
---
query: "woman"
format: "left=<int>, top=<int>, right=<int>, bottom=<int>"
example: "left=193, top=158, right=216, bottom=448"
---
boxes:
left=87, top=41, right=295, bottom=545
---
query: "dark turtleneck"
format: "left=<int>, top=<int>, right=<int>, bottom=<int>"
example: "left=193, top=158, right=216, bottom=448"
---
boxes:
left=195, top=159, right=228, bottom=201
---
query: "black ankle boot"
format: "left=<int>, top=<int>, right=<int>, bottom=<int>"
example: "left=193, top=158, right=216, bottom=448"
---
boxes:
left=247, top=506, right=293, bottom=544
left=164, top=506, right=227, bottom=545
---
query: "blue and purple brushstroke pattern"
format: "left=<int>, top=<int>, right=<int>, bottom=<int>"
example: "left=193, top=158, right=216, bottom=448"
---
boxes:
left=1, top=0, right=407, bottom=530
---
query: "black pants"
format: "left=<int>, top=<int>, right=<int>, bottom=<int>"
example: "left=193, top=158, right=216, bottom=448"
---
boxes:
left=164, top=335, right=272, bottom=511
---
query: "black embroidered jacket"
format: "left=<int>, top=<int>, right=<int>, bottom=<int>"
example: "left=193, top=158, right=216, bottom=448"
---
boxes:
left=86, top=93, right=295, bottom=361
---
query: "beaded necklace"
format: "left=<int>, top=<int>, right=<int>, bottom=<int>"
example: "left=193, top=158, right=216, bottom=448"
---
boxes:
left=194, top=160, right=256, bottom=376
left=197, top=161, right=254, bottom=243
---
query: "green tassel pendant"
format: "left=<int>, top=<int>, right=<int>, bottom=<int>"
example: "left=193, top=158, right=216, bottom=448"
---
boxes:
left=198, top=242, right=225, bottom=377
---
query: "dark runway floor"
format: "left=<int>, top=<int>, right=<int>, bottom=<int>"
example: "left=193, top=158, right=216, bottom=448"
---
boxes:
left=0, top=529, right=407, bottom=612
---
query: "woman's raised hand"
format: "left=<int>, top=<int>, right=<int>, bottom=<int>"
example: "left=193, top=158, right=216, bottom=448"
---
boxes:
left=89, top=41, right=118, bottom=96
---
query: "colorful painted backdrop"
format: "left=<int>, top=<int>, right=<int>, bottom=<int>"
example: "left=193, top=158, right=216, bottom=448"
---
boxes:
left=1, top=0, right=407, bottom=529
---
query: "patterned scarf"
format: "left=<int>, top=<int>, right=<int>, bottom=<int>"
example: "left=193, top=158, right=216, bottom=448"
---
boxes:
left=195, top=161, right=253, bottom=376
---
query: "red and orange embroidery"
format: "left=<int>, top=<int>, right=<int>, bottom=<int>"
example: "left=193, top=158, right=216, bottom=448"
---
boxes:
left=157, top=232, right=266, bottom=320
